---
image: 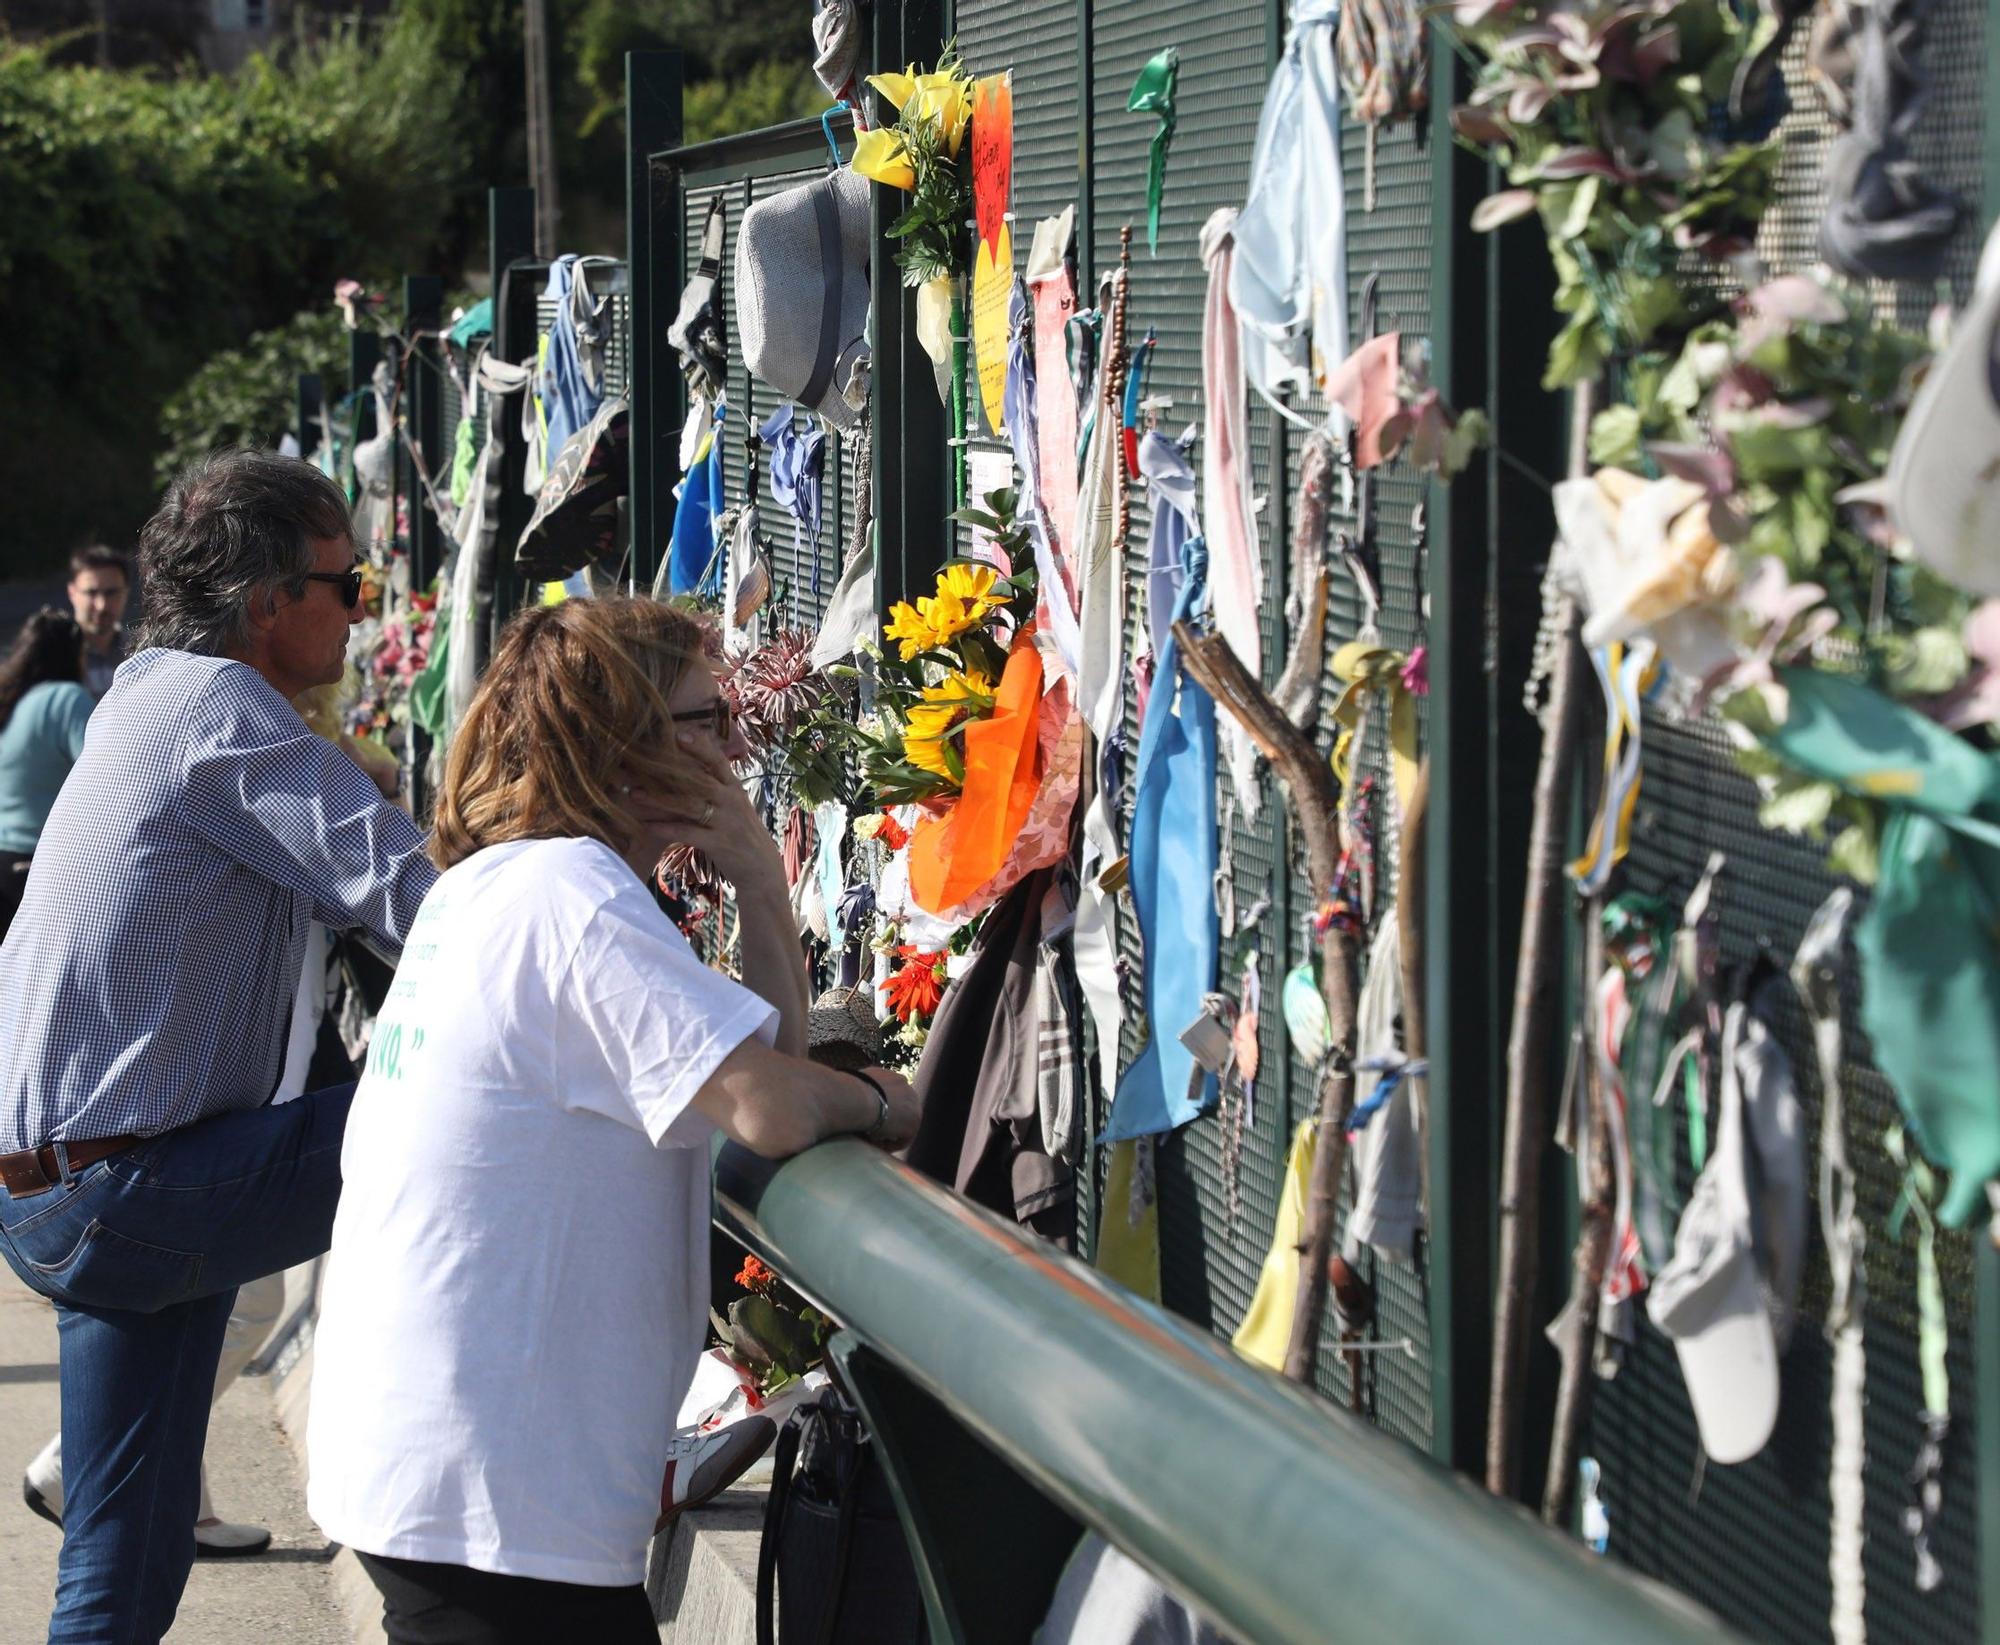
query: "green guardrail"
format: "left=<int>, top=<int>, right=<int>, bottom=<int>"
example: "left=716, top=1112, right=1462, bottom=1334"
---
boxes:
left=713, top=1139, right=1742, bottom=1645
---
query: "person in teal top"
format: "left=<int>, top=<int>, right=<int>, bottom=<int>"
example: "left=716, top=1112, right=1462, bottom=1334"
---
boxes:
left=0, top=608, right=92, bottom=940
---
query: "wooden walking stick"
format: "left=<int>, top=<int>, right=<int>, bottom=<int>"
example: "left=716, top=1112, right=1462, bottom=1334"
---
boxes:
left=1396, top=757, right=1429, bottom=1184
left=1541, top=902, right=1616, bottom=1526
left=1485, top=381, right=1596, bottom=1500
left=1176, top=621, right=1361, bottom=1387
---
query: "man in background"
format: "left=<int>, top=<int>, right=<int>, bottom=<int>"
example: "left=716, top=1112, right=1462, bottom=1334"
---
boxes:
left=65, top=546, right=132, bottom=699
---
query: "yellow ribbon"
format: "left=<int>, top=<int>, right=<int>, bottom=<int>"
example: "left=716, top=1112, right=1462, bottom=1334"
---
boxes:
left=1567, top=640, right=1658, bottom=893
left=1329, top=639, right=1421, bottom=818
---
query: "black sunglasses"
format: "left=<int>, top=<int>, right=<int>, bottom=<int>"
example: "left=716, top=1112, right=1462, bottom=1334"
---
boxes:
left=669, top=697, right=734, bottom=742
left=303, top=569, right=365, bottom=609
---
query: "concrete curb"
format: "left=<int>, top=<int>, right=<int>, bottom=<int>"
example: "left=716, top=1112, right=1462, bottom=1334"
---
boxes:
left=265, top=1265, right=386, bottom=1645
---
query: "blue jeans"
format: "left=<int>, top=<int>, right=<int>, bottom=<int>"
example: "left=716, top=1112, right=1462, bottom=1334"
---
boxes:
left=0, top=1085, right=354, bottom=1644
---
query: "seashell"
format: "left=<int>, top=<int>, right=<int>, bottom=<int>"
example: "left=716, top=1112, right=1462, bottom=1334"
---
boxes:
left=1281, top=962, right=1332, bottom=1068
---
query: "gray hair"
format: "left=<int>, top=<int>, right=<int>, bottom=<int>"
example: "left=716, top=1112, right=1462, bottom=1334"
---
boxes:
left=135, top=449, right=355, bottom=656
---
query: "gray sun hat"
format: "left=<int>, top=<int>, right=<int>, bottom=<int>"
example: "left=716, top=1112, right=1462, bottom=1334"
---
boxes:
left=735, top=166, right=872, bottom=432
left=1647, top=982, right=1808, bottom=1465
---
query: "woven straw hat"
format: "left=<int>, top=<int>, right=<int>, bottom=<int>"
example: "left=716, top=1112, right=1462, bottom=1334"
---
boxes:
left=735, top=167, right=872, bottom=431
left=805, top=984, right=885, bottom=1072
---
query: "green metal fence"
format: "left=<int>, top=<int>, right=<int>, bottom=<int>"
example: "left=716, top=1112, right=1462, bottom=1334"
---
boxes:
left=317, top=1, right=2000, bottom=1637
left=716, top=1134, right=1739, bottom=1645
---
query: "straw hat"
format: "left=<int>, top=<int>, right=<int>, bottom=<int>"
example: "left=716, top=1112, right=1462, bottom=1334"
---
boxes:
left=735, top=167, right=872, bottom=431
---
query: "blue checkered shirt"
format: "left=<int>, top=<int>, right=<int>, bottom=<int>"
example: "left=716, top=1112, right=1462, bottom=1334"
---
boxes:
left=0, top=650, right=436, bottom=1151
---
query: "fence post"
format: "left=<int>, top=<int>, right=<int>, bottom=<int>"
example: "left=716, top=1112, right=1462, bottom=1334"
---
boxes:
left=625, top=50, right=683, bottom=595
left=349, top=330, right=382, bottom=454
left=403, top=276, right=446, bottom=594
left=296, top=373, right=323, bottom=467
left=1422, top=30, right=1500, bottom=1481
left=1422, top=23, right=1566, bottom=1493
left=869, top=0, right=949, bottom=607
left=401, top=274, right=445, bottom=813
left=486, top=187, right=539, bottom=661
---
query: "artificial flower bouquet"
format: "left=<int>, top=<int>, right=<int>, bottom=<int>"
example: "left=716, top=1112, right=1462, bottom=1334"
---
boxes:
left=856, top=488, right=1040, bottom=810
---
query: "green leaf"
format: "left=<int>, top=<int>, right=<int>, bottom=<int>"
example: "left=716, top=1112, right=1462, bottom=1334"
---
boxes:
left=1825, top=804, right=1882, bottom=885
left=1544, top=309, right=1610, bottom=390
left=1758, top=776, right=1840, bottom=836
left=727, top=1294, right=822, bottom=1378
left=1725, top=415, right=1835, bottom=482
left=1589, top=405, right=1645, bottom=469
left=1881, top=625, right=1971, bottom=698
left=1442, top=409, right=1491, bottom=477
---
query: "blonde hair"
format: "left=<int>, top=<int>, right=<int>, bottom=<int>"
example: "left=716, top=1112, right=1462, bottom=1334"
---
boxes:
left=430, top=596, right=714, bottom=872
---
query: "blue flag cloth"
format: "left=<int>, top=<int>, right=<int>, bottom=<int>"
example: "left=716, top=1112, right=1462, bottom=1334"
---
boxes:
left=1103, top=531, right=1220, bottom=1143
left=668, top=401, right=728, bottom=596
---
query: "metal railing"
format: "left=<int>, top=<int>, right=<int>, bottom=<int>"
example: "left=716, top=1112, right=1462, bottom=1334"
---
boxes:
left=715, top=1138, right=1740, bottom=1645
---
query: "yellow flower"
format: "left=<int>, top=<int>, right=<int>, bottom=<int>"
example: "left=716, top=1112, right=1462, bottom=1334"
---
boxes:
left=902, top=669, right=994, bottom=782
left=866, top=64, right=919, bottom=112
left=912, top=73, right=971, bottom=157
left=850, top=128, right=916, bottom=192
left=935, top=562, right=1001, bottom=619
left=884, top=599, right=937, bottom=661
left=919, top=589, right=974, bottom=640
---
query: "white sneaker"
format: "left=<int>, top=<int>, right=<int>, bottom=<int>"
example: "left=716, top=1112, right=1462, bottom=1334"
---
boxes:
left=22, top=1430, right=63, bottom=1529
left=23, top=1444, right=269, bottom=1556
left=656, top=1415, right=777, bottom=1530
left=195, top=1518, right=273, bottom=1558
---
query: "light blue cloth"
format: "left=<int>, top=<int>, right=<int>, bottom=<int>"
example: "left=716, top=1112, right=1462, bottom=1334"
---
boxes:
left=0, top=682, right=92, bottom=856
left=0, top=652, right=432, bottom=1151
left=540, top=257, right=605, bottom=460
left=1102, top=534, right=1219, bottom=1143
left=1138, top=430, right=1199, bottom=675
left=759, top=404, right=827, bottom=596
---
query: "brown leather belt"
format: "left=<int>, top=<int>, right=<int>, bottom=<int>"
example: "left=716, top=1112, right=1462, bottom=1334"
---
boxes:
left=0, top=1135, right=139, bottom=1199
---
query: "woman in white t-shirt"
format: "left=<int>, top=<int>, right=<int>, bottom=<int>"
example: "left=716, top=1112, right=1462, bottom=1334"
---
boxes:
left=307, top=596, right=918, bottom=1644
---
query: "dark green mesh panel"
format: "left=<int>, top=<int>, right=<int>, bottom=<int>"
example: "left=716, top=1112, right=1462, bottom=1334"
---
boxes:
left=947, top=0, right=1443, bottom=1449
left=673, top=155, right=856, bottom=630
left=1582, top=1, right=1989, bottom=1636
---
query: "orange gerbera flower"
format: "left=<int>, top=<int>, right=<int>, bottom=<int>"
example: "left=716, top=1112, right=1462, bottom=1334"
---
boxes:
left=735, top=1255, right=777, bottom=1296
left=882, top=946, right=948, bottom=1022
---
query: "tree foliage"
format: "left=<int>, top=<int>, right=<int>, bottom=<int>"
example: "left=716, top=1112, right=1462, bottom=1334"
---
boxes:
left=568, top=0, right=822, bottom=141
left=0, top=15, right=472, bottom=568
left=154, top=308, right=351, bottom=485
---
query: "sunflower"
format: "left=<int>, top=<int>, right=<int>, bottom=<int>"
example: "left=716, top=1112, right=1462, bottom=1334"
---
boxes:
left=935, top=562, right=1002, bottom=620
left=901, top=668, right=994, bottom=782
left=884, top=599, right=941, bottom=662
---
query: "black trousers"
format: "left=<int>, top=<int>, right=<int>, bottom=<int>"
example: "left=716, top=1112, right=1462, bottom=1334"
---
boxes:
left=355, top=1550, right=657, bottom=1645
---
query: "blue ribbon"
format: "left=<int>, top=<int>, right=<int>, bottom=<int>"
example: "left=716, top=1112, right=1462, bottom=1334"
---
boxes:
left=1103, top=532, right=1220, bottom=1143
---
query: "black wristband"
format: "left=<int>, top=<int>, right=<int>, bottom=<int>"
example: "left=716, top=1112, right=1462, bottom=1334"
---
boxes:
left=847, top=1069, right=891, bottom=1139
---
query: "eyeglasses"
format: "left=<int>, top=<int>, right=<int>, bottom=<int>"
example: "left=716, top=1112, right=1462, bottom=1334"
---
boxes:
left=669, top=697, right=734, bottom=742
left=303, top=570, right=365, bottom=609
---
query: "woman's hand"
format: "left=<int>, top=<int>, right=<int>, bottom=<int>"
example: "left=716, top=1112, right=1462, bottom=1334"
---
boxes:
left=854, top=1066, right=922, bottom=1150
left=620, top=732, right=781, bottom=892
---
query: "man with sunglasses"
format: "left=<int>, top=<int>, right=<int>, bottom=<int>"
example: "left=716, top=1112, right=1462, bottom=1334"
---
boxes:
left=0, top=449, right=437, bottom=1643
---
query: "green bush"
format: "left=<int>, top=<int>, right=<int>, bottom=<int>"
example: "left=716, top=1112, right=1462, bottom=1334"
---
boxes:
left=154, top=308, right=350, bottom=485
left=0, top=16, right=471, bottom=571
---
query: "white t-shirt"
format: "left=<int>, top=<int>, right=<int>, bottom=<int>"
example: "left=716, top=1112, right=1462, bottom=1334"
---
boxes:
left=307, top=836, right=778, bottom=1586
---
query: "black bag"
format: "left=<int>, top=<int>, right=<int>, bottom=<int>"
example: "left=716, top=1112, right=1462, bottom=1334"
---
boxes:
left=756, top=1390, right=925, bottom=1645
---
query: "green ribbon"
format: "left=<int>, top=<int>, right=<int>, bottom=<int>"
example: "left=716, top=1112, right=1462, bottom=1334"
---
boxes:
left=1127, top=48, right=1179, bottom=256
